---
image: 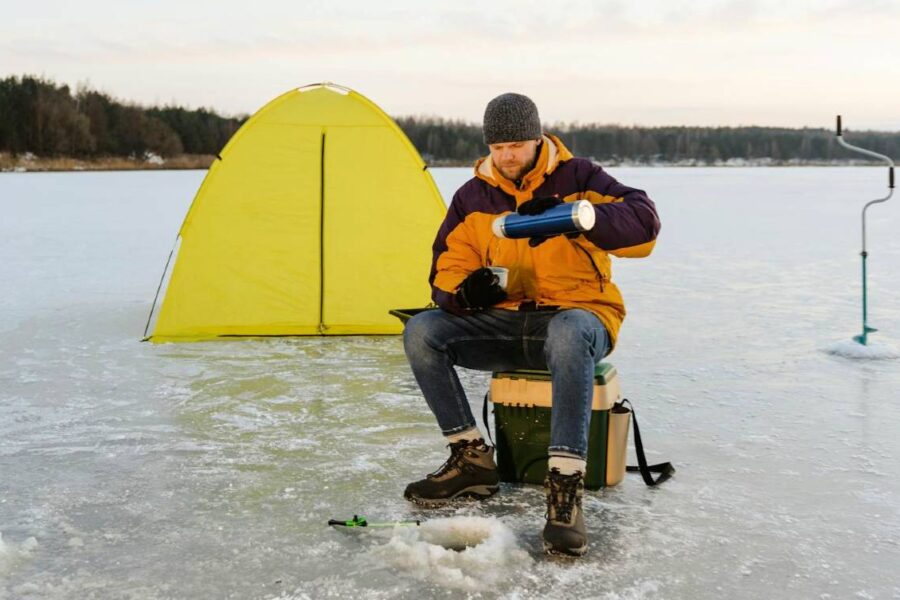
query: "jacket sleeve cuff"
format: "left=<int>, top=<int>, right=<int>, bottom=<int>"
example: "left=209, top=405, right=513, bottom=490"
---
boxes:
left=432, top=287, right=469, bottom=317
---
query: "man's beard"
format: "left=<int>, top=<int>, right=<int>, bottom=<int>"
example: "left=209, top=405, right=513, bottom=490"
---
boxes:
left=498, top=152, right=538, bottom=181
left=499, top=164, right=528, bottom=180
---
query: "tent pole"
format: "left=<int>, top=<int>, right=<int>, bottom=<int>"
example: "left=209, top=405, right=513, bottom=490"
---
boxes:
left=318, top=129, right=327, bottom=334
left=142, top=237, right=179, bottom=341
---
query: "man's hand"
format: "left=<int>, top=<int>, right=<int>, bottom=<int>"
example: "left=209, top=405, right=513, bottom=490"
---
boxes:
left=516, top=196, right=577, bottom=247
left=526, top=230, right=582, bottom=247
left=456, top=268, right=507, bottom=310
left=517, top=196, right=562, bottom=216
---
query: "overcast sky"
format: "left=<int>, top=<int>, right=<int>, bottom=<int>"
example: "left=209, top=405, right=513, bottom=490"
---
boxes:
left=3, top=0, right=899, bottom=130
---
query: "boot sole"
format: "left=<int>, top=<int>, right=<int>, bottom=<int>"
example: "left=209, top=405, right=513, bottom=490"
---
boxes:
left=542, top=540, right=588, bottom=557
left=404, top=484, right=499, bottom=507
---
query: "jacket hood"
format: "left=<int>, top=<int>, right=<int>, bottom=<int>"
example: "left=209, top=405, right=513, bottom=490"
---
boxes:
left=474, top=134, right=573, bottom=198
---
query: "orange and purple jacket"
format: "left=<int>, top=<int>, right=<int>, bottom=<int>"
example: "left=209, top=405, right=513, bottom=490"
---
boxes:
left=430, top=134, right=660, bottom=349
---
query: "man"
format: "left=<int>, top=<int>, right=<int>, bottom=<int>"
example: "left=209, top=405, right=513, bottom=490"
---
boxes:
left=402, top=93, right=660, bottom=556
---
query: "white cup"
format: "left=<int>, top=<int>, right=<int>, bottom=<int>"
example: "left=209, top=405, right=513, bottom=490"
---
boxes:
left=488, top=266, right=509, bottom=291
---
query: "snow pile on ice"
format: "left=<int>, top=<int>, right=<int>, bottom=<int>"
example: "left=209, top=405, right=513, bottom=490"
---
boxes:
left=825, top=339, right=900, bottom=360
left=371, top=516, right=531, bottom=591
left=0, top=531, right=38, bottom=577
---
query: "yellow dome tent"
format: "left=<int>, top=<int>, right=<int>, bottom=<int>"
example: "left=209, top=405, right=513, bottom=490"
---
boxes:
left=143, top=83, right=446, bottom=342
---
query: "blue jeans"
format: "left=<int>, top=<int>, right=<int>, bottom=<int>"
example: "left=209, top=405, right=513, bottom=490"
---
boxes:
left=403, top=308, right=610, bottom=459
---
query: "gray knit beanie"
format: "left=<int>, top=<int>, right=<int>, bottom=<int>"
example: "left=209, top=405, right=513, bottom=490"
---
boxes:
left=482, top=93, right=542, bottom=144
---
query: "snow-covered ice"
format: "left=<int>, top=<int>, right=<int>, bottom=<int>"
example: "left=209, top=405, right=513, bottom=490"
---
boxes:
left=826, top=339, right=900, bottom=360
left=369, top=516, right=532, bottom=591
left=0, top=532, right=39, bottom=578
left=0, top=167, right=898, bottom=599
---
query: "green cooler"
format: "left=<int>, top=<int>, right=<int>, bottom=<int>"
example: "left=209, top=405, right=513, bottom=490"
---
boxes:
left=489, top=363, right=631, bottom=490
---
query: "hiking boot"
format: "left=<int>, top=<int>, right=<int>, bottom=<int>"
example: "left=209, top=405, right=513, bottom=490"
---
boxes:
left=542, top=468, right=588, bottom=556
left=403, top=439, right=500, bottom=506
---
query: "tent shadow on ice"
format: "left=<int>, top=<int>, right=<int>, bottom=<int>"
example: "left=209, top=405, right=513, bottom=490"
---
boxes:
left=143, top=83, right=447, bottom=342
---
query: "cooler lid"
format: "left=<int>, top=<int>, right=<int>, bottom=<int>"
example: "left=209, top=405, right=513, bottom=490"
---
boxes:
left=491, top=362, right=617, bottom=385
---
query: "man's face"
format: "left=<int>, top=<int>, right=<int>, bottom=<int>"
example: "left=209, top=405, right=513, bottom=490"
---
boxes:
left=488, top=139, right=540, bottom=181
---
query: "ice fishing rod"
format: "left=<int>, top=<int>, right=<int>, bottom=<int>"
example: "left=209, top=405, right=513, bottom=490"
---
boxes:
left=835, top=116, right=895, bottom=346
left=327, top=515, right=421, bottom=528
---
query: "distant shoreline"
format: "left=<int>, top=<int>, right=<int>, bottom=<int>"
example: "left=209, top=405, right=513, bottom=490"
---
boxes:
left=4, top=76, right=897, bottom=173
left=0, top=152, right=215, bottom=173
left=0, top=152, right=891, bottom=173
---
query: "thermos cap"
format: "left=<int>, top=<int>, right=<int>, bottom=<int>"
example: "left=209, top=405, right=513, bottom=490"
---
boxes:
left=572, top=199, right=596, bottom=231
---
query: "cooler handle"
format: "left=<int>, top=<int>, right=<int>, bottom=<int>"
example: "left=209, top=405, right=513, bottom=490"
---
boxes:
left=482, top=391, right=496, bottom=448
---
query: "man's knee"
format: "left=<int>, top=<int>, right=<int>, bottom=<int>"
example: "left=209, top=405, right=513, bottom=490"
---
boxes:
left=544, top=310, right=608, bottom=360
left=403, top=310, right=450, bottom=355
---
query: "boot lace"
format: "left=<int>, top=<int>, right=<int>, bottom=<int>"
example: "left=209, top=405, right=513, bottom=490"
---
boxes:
left=545, top=468, right=583, bottom=523
left=428, top=440, right=477, bottom=479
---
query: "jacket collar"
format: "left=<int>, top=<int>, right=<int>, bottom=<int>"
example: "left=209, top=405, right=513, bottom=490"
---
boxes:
left=474, top=134, right=573, bottom=198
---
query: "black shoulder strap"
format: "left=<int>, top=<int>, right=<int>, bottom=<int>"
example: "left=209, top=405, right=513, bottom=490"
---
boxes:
left=621, top=399, right=675, bottom=486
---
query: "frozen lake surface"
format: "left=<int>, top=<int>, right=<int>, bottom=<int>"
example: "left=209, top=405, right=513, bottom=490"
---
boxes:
left=1, top=167, right=899, bottom=599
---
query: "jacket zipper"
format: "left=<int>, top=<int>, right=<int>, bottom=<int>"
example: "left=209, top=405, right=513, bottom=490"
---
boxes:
left=573, top=244, right=606, bottom=293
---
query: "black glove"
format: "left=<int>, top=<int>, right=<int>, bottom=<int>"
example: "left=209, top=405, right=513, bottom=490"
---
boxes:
left=456, top=268, right=507, bottom=310
left=516, top=196, right=571, bottom=247
left=517, top=196, right=562, bottom=216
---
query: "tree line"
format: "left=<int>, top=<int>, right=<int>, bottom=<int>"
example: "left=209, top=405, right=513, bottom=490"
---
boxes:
left=0, top=75, right=245, bottom=158
left=2, top=75, right=898, bottom=164
left=397, top=116, right=900, bottom=165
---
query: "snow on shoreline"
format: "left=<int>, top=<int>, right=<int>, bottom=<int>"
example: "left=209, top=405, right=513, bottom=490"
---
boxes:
left=1, top=155, right=893, bottom=173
